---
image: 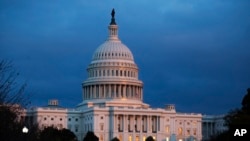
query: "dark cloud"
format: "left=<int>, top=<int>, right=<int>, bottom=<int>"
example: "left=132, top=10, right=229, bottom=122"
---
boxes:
left=1, top=0, right=250, bottom=114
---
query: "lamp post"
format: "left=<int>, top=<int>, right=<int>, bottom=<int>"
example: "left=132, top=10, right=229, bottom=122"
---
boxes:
left=22, top=126, right=29, bottom=141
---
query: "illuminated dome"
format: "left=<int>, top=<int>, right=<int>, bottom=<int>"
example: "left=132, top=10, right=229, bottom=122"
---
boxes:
left=79, top=9, right=147, bottom=108
left=92, top=40, right=134, bottom=62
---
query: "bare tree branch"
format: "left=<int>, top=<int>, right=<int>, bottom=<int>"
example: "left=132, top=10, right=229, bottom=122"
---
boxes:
left=0, top=60, right=30, bottom=108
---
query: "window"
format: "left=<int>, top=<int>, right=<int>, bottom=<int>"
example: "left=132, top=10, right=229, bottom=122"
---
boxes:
left=129, top=135, right=132, bottom=141
left=166, top=126, right=169, bottom=133
left=100, top=123, right=104, bottom=131
left=178, top=127, right=183, bottom=135
left=101, top=116, right=103, bottom=119
left=75, top=118, right=78, bottom=121
left=51, top=118, right=54, bottom=121
left=193, top=129, right=197, bottom=135
left=100, top=135, right=103, bottom=141
left=119, top=135, right=123, bottom=141
left=136, top=136, right=139, bottom=141
left=60, top=118, right=62, bottom=121
left=68, top=118, right=71, bottom=121
left=44, top=117, right=47, bottom=121
left=187, top=129, right=190, bottom=135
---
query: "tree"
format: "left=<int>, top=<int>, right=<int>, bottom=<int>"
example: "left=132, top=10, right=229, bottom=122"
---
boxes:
left=210, top=88, right=250, bottom=141
left=225, top=88, right=250, bottom=128
left=145, top=136, right=155, bottom=141
left=0, top=60, right=31, bottom=141
left=0, top=105, right=23, bottom=141
left=39, top=126, right=77, bottom=141
left=83, top=131, right=99, bottom=141
left=111, top=137, right=119, bottom=141
left=0, top=60, right=29, bottom=107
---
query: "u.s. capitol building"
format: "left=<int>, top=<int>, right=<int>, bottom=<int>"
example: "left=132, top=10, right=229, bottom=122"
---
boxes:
left=25, top=10, right=214, bottom=141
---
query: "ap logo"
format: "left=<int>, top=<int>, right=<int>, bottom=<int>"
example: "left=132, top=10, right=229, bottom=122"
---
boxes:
left=234, top=129, right=247, bottom=136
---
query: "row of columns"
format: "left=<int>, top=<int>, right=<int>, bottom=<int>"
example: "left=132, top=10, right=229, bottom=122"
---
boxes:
left=203, top=122, right=214, bottom=139
left=114, top=115, right=161, bottom=133
left=83, top=84, right=143, bottom=100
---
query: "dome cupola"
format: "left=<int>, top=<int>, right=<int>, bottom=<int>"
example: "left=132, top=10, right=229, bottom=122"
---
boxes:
left=91, top=9, right=134, bottom=63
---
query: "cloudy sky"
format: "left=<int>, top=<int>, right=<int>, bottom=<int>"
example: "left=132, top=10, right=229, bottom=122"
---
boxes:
left=1, top=0, right=250, bottom=115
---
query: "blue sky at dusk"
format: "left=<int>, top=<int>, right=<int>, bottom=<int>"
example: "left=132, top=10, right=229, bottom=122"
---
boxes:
left=1, top=0, right=250, bottom=115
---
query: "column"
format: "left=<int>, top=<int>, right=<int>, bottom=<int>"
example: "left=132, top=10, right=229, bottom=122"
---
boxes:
left=114, top=115, right=117, bottom=130
left=86, top=86, right=89, bottom=99
left=210, top=122, right=213, bottom=135
left=108, top=84, right=111, bottom=98
left=90, top=86, right=92, bottom=99
left=131, top=86, right=134, bottom=98
left=133, top=115, right=135, bottom=132
left=93, top=85, right=96, bottom=98
left=136, top=86, right=139, bottom=99
left=103, top=84, right=106, bottom=98
left=124, top=115, right=127, bottom=132
left=139, top=87, right=142, bottom=99
left=128, top=85, right=131, bottom=98
left=147, top=115, right=151, bottom=132
left=206, top=122, right=208, bottom=139
left=141, top=88, right=143, bottom=100
left=114, top=84, right=117, bottom=98
left=118, top=84, right=121, bottom=98
left=122, top=115, right=124, bottom=131
left=97, top=85, right=100, bottom=98
left=123, top=85, right=126, bottom=98
left=83, top=87, right=86, bottom=99
left=138, top=115, right=141, bottom=132
left=98, top=85, right=101, bottom=98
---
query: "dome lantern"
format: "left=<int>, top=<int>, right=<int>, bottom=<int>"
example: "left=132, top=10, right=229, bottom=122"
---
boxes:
left=108, top=9, right=119, bottom=41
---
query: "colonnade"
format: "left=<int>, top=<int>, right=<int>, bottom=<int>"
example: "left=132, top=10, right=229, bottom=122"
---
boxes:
left=83, top=84, right=143, bottom=100
left=114, top=114, right=161, bottom=133
left=203, top=122, right=214, bottom=140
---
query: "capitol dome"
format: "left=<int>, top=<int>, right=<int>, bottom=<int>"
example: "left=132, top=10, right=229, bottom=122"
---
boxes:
left=92, top=40, right=134, bottom=62
left=79, top=9, right=147, bottom=108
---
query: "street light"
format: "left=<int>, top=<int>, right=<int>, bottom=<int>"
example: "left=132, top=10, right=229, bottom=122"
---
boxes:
left=22, top=126, right=29, bottom=141
left=22, top=126, right=29, bottom=133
